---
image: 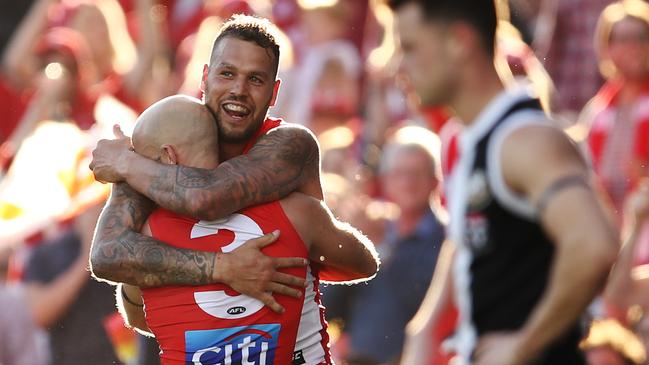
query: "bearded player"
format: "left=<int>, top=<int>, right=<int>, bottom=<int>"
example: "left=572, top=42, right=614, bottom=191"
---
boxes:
left=115, top=95, right=379, bottom=365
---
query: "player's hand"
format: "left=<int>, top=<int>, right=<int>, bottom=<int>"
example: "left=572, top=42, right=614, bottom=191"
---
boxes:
left=89, top=125, right=132, bottom=183
left=213, top=230, right=308, bottom=313
left=474, top=331, right=530, bottom=365
left=626, top=179, right=649, bottom=225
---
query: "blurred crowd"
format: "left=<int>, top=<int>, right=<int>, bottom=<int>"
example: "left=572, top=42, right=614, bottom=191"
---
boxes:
left=3, top=0, right=649, bottom=364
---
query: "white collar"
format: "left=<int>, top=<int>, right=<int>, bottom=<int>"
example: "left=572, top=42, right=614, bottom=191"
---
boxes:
left=459, top=86, right=534, bottom=151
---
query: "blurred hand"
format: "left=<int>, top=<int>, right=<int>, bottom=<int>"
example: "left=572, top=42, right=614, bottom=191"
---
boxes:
left=89, top=125, right=132, bottom=183
left=213, top=230, right=309, bottom=314
left=626, top=179, right=649, bottom=225
left=401, top=323, right=435, bottom=365
left=38, top=74, right=72, bottom=104
left=474, top=332, right=530, bottom=365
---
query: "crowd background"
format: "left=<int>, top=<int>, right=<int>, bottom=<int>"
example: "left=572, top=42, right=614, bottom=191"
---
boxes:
left=2, top=0, right=649, bottom=364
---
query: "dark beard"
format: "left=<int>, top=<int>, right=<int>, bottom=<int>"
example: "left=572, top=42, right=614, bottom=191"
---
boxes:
left=203, top=103, right=250, bottom=143
left=212, top=110, right=264, bottom=143
left=204, top=87, right=272, bottom=143
left=217, top=120, right=261, bottom=143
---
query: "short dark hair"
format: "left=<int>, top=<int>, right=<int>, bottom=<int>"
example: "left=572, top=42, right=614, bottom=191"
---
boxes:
left=210, top=14, right=281, bottom=77
left=387, top=0, right=497, bottom=56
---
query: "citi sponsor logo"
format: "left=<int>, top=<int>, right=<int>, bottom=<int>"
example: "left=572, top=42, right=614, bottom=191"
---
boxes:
left=186, top=324, right=280, bottom=365
left=227, top=306, right=247, bottom=315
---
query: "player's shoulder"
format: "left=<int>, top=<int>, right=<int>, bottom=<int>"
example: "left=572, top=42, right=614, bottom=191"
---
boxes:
left=500, top=119, right=587, bottom=191
left=280, top=192, right=324, bottom=228
left=265, top=122, right=317, bottom=140
left=503, top=121, right=577, bottom=158
left=280, top=192, right=321, bottom=212
left=254, top=122, right=320, bottom=157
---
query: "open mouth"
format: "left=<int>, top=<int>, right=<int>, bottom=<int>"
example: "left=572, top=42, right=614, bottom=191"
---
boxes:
left=222, top=102, right=251, bottom=120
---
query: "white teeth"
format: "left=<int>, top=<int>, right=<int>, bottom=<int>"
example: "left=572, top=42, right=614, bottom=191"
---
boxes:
left=223, top=103, right=249, bottom=114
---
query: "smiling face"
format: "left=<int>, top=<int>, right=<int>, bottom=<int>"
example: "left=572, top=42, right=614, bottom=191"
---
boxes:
left=203, top=37, right=279, bottom=144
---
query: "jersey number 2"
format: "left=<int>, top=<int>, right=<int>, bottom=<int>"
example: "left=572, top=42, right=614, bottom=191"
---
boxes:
left=191, top=214, right=266, bottom=319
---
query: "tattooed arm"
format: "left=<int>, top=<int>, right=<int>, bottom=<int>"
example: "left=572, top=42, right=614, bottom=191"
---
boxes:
left=90, top=125, right=321, bottom=220
left=90, top=183, right=307, bottom=312
left=90, top=183, right=216, bottom=287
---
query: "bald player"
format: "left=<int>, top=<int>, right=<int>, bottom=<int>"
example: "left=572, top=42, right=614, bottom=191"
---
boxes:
left=130, top=96, right=220, bottom=171
left=108, top=95, right=378, bottom=365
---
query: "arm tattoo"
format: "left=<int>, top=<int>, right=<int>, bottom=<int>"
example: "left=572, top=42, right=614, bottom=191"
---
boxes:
left=145, top=125, right=320, bottom=220
left=90, top=183, right=216, bottom=287
left=536, top=175, right=589, bottom=214
left=175, top=166, right=215, bottom=189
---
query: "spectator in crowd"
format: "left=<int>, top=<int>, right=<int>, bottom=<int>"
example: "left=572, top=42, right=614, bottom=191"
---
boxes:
left=0, top=202, right=106, bottom=364
left=324, top=125, right=445, bottom=365
left=3, top=0, right=160, bottom=116
left=283, top=0, right=362, bottom=132
left=0, top=0, right=37, bottom=149
left=4, top=0, right=644, bottom=363
left=1, top=0, right=161, bottom=170
left=20, top=203, right=130, bottom=364
left=0, top=246, right=49, bottom=365
left=534, top=0, right=610, bottom=118
left=582, top=0, right=649, bottom=220
left=605, top=179, right=649, bottom=319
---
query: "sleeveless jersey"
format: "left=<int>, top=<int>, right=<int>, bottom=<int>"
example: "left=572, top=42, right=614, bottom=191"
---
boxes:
left=447, top=89, right=585, bottom=364
left=241, top=117, right=284, bottom=153
left=142, top=201, right=331, bottom=365
left=142, top=117, right=330, bottom=365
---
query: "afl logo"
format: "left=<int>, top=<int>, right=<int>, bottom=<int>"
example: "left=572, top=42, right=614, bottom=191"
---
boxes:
left=227, top=306, right=246, bottom=315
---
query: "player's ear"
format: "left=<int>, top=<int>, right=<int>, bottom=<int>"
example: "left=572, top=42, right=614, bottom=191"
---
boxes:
left=200, top=64, right=209, bottom=93
left=447, top=22, right=478, bottom=61
left=269, top=79, right=281, bottom=107
left=160, top=144, right=179, bottom=165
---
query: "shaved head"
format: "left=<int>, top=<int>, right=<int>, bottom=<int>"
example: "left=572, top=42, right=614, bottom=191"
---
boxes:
left=132, top=95, right=219, bottom=168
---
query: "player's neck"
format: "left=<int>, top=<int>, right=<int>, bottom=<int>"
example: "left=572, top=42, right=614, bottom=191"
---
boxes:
left=219, top=142, right=247, bottom=161
left=451, top=64, right=504, bottom=126
left=619, top=76, right=649, bottom=104
left=186, top=153, right=219, bottom=170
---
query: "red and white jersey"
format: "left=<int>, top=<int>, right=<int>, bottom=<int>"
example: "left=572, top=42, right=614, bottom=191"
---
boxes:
left=142, top=201, right=331, bottom=365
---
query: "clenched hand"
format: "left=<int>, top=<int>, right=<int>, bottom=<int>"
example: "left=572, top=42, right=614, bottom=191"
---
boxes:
left=89, top=125, right=132, bottom=183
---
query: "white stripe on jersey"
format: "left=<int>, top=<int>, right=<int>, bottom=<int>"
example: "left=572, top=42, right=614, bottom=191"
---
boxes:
left=294, top=265, right=329, bottom=364
left=450, top=86, right=537, bottom=363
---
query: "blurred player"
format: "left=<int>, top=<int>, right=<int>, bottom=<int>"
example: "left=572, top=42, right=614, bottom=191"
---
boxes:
left=388, top=1, right=618, bottom=364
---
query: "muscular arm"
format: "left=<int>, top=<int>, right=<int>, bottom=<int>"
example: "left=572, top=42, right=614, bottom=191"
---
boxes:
left=93, top=125, right=321, bottom=220
left=24, top=248, right=89, bottom=328
left=2, top=0, right=53, bottom=88
left=401, top=241, right=456, bottom=365
left=91, top=183, right=308, bottom=312
left=308, top=202, right=379, bottom=283
left=604, top=181, right=649, bottom=313
left=604, top=221, right=644, bottom=314
left=488, top=125, right=618, bottom=361
left=115, top=283, right=152, bottom=336
left=90, top=183, right=218, bottom=287
left=311, top=217, right=378, bottom=284
left=282, top=194, right=379, bottom=284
